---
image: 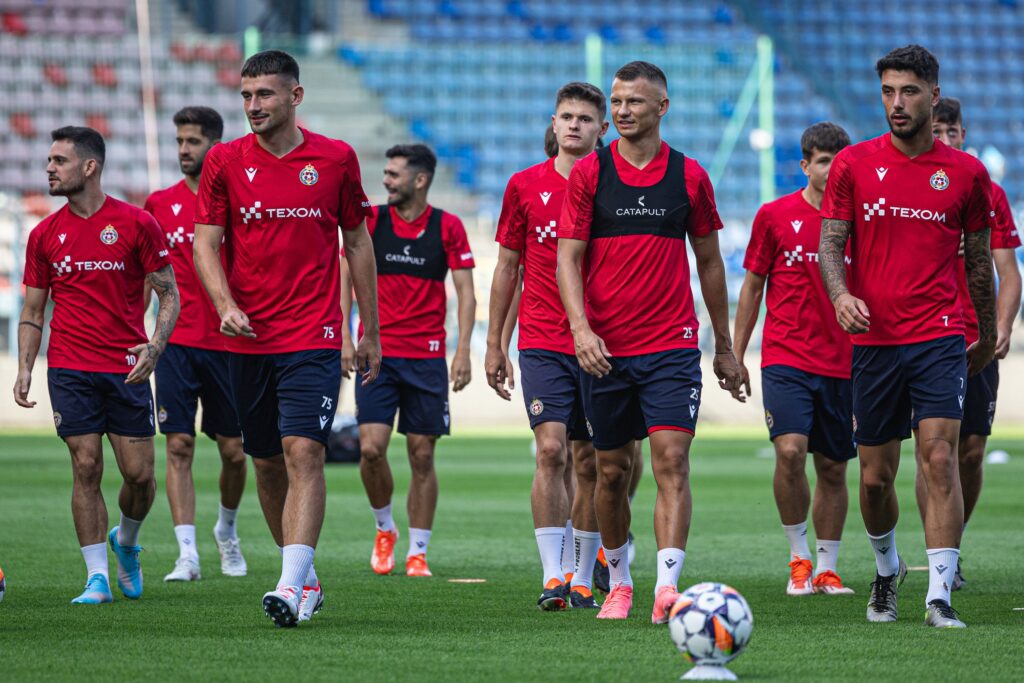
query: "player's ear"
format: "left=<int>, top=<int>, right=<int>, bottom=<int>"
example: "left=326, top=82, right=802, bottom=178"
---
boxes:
left=799, top=158, right=810, bottom=177
left=291, top=83, right=304, bottom=107
left=83, top=158, right=99, bottom=178
left=658, top=97, right=670, bottom=117
left=931, top=84, right=940, bottom=108
left=600, top=120, right=610, bottom=136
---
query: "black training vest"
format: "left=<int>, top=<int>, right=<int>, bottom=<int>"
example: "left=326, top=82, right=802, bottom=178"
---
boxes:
left=591, top=145, right=690, bottom=239
left=372, top=205, right=448, bottom=282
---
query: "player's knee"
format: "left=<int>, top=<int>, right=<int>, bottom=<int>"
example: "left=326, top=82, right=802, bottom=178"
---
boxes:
left=774, top=442, right=805, bottom=472
left=122, top=461, right=155, bottom=489
left=407, top=446, right=435, bottom=478
left=597, top=457, right=630, bottom=489
left=166, top=435, right=195, bottom=468
left=959, top=441, right=985, bottom=473
left=861, top=468, right=894, bottom=497
left=218, top=442, right=246, bottom=470
left=573, top=450, right=597, bottom=482
left=816, top=461, right=847, bottom=490
left=71, top=455, right=103, bottom=488
left=360, top=441, right=388, bottom=465
left=535, top=438, right=567, bottom=473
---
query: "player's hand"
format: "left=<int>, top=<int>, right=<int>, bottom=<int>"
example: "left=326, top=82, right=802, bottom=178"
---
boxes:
left=13, top=368, right=35, bottom=408
left=966, top=337, right=995, bottom=376
left=355, top=332, right=382, bottom=386
left=994, top=327, right=1011, bottom=360
left=220, top=307, right=256, bottom=338
left=730, top=361, right=752, bottom=403
left=833, top=293, right=870, bottom=334
left=484, top=345, right=513, bottom=400
left=574, top=327, right=613, bottom=378
left=714, top=350, right=744, bottom=400
left=341, top=336, right=356, bottom=379
left=451, top=349, right=472, bottom=392
left=125, top=342, right=161, bottom=384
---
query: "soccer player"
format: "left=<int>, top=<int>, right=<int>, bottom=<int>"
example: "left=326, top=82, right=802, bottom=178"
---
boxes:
left=486, top=82, right=611, bottom=610
left=145, top=106, right=248, bottom=582
left=558, top=62, right=743, bottom=621
left=913, top=97, right=1022, bottom=589
left=341, top=144, right=476, bottom=579
left=193, top=50, right=381, bottom=628
left=15, top=126, right=180, bottom=604
left=819, top=45, right=996, bottom=628
left=733, top=122, right=857, bottom=596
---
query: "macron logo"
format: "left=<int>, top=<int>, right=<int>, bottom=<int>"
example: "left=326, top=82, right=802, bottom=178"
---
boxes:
left=876, top=167, right=889, bottom=182
left=319, top=415, right=330, bottom=429
left=58, top=233, right=67, bottom=244
left=245, top=167, right=258, bottom=182
left=171, top=203, right=182, bottom=216
left=790, top=220, right=803, bottom=234
left=539, top=191, right=552, bottom=206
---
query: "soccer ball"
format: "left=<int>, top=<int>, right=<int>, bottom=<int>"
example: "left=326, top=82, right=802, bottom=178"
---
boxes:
left=668, top=582, right=753, bottom=666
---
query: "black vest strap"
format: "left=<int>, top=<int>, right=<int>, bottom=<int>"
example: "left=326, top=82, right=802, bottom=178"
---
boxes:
left=591, top=145, right=691, bottom=239
left=372, top=206, right=448, bottom=281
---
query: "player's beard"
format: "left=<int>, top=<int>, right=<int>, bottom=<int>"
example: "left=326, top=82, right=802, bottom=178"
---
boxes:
left=48, top=175, right=85, bottom=197
left=386, top=187, right=413, bottom=207
left=179, top=158, right=202, bottom=178
left=888, top=111, right=928, bottom=140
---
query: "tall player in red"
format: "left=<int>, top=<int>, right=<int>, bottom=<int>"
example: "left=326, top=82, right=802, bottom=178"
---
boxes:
left=15, top=126, right=179, bottom=604
left=341, top=144, right=476, bottom=579
left=486, top=82, right=611, bottom=610
left=194, top=50, right=381, bottom=628
left=558, top=62, right=743, bottom=621
left=146, top=107, right=248, bottom=583
left=913, top=97, right=1022, bottom=590
left=733, top=122, right=857, bottom=597
left=819, top=45, right=996, bottom=628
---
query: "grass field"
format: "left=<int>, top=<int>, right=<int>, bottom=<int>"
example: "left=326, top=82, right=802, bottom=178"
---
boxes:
left=1, top=430, right=1023, bottom=682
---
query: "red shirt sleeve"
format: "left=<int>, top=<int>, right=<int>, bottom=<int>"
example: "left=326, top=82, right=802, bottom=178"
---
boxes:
left=743, top=205, right=775, bottom=276
left=990, top=183, right=1022, bottom=249
left=195, top=144, right=229, bottom=227
left=136, top=210, right=172, bottom=273
left=559, top=155, right=598, bottom=241
left=443, top=212, right=475, bottom=270
left=685, top=160, right=724, bottom=237
left=338, top=148, right=373, bottom=231
left=820, top=148, right=854, bottom=223
left=963, top=161, right=993, bottom=234
left=22, top=224, right=50, bottom=289
left=495, top=175, right=526, bottom=251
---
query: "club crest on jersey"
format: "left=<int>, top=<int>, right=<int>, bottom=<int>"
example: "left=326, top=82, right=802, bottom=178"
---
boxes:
left=158, top=406, right=168, bottom=424
left=930, top=169, right=949, bottom=191
left=100, top=225, right=118, bottom=245
left=529, top=399, right=544, bottom=416
left=765, top=410, right=773, bottom=429
left=299, top=163, right=319, bottom=186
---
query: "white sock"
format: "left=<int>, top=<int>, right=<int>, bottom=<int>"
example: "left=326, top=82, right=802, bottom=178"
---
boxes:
left=305, top=563, right=318, bottom=587
left=655, top=548, right=685, bottom=594
left=174, top=524, right=199, bottom=561
left=81, top=542, right=108, bottom=580
left=214, top=505, right=239, bottom=541
left=277, top=544, right=315, bottom=592
left=117, top=514, right=142, bottom=546
left=926, top=547, right=959, bottom=606
left=605, top=541, right=632, bottom=587
left=535, top=527, right=565, bottom=584
left=407, top=527, right=432, bottom=559
left=867, top=528, right=900, bottom=577
left=814, top=539, right=841, bottom=576
left=372, top=504, right=396, bottom=532
left=782, top=521, right=811, bottom=560
left=571, top=528, right=601, bottom=590
left=560, top=519, right=574, bottom=577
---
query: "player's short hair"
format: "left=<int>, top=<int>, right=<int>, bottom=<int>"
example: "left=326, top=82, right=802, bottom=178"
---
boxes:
left=933, top=97, right=963, bottom=126
left=555, top=81, right=607, bottom=119
left=386, top=144, right=437, bottom=185
left=51, top=126, right=105, bottom=165
left=240, top=49, right=300, bottom=83
left=800, top=122, right=851, bottom=160
left=613, top=61, right=668, bottom=91
left=173, top=106, right=224, bottom=141
left=875, top=44, right=939, bottom=84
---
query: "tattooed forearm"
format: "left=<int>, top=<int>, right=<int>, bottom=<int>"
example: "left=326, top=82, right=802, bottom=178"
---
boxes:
left=819, top=218, right=852, bottom=302
left=964, top=228, right=996, bottom=344
left=146, top=265, right=180, bottom=353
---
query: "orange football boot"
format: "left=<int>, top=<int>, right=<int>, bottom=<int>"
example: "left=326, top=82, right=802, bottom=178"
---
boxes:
left=371, top=529, right=398, bottom=575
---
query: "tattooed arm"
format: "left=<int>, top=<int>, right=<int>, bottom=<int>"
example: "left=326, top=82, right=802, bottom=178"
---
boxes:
left=964, top=228, right=996, bottom=375
left=819, top=218, right=870, bottom=334
left=126, top=264, right=179, bottom=384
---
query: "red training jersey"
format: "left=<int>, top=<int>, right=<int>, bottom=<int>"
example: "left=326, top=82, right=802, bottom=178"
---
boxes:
left=560, top=140, right=723, bottom=356
left=820, top=133, right=993, bottom=346
left=956, top=181, right=1021, bottom=346
left=356, top=205, right=475, bottom=358
left=195, top=129, right=372, bottom=354
left=145, top=179, right=225, bottom=351
left=495, top=157, right=573, bottom=355
left=23, top=196, right=170, bottom=373
left=744, top=189, right=852, bottom=378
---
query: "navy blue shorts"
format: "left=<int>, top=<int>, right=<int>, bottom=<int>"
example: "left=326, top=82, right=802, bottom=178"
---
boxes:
left=355, top=357, right=450, bottom=436
left=228, top=349, right=341, bottom=458
left=762, top=365, right=855, bottom=462
left=961, top=360, right=998, bottom=437
left=519, top=349, right=591, bottom=441
left=581, top=348, right=702, bottom=451
left=851, top=335, right=967, bottom=446
left=155, top=343, right=241, bottom=440
left=47, top=368, right=155, bottom=438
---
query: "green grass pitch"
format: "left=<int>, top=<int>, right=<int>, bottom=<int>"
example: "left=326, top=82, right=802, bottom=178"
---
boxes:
left=1, top=430, right=1022, bottom=681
